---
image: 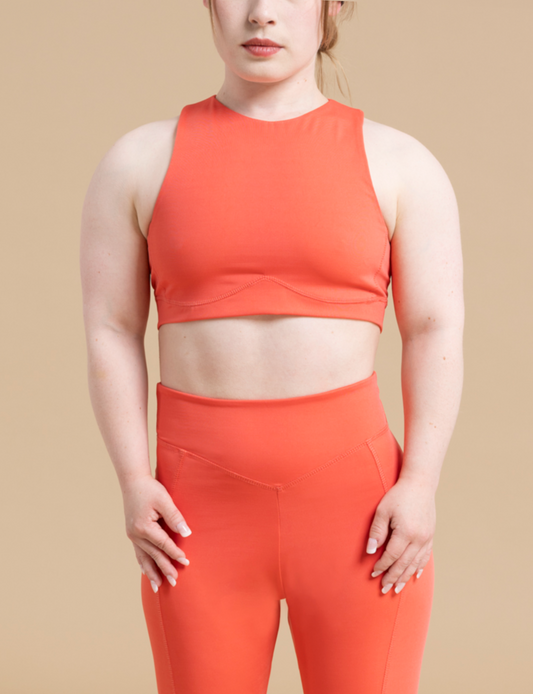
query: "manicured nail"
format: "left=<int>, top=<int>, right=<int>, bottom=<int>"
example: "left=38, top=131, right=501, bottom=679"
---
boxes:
left=166, top=575, right=177, bottom=587
left=367, top=538, right=378, bottom=554
left=382, top=583, right=393, bottom=594
left=394, top=582, right=406, bottom=594
left=150, top=580, right=159, bottom=594
left=177, top=557, right=190, bottom=565
left=371, top=570, right=383, bottom=578
left=416, top=569, right=423, bottom=579
left=177, top=521, right=192, bottom=537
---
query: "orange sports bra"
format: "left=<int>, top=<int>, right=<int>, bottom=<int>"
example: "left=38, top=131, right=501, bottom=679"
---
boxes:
left=147, top=94, right=391, bottom=332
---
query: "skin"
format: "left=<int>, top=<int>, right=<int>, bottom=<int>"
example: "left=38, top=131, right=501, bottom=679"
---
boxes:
left=80, top=0, right=464, bottom=597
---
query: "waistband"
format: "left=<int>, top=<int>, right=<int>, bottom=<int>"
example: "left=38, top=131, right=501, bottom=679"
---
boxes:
left=155, top=371, right=389, bottom=483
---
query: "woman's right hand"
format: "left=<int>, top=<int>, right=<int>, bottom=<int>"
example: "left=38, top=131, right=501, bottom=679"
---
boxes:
left=122, top=475, right=192, bottom=593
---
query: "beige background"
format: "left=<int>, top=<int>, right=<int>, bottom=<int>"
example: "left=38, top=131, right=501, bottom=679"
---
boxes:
left=2, top=1, right=532, bottom=692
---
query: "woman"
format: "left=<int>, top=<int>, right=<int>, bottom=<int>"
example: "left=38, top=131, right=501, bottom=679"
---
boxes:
left=80, top=1, right=464, bottom=693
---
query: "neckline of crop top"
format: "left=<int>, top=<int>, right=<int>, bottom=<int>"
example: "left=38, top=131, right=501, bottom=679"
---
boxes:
left=147, top=94, right=391, bottom=332
left=212, top=94, right=333, bottom=124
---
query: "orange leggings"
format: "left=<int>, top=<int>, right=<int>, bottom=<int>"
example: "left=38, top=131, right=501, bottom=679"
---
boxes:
left=141, top=371, right=434, bottom=694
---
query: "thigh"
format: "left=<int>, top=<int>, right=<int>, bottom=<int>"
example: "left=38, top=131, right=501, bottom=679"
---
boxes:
left=280, top=426, right=435, bottom=694
left=141, top=441, right=283, bottom=694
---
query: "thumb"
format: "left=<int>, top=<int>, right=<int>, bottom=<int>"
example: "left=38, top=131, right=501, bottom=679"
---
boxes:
left=160, top=493, right=192, bottom=537
left=366, top=504, right=390, bottom=553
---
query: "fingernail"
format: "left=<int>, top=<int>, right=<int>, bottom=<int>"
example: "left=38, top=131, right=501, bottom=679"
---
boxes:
left=367, top=538, right=378, bottom=554
left=394, top=582, right=406, bottom=594
left=381, top=583, right=393, bottom=594
left=177, top=557, right=190, bottom=565
left=371, top=570, right=383, bottom=577
left=177, top=521, right=192, bottom=537
left=166, top=575, right=177, bottom=587
left=416, top=568, right=423, bottom=579
left=150, top=580, right=159, bottom=594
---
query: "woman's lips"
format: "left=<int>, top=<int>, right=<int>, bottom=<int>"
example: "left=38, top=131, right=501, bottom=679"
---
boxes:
left=242, top=45, right=283, bottom=56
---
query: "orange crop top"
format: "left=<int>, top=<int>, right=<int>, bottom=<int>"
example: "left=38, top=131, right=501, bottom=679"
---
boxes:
left=147, top=94, right=391, bottom=331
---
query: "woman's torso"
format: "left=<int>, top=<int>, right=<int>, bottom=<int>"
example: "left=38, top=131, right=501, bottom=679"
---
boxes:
left=133, top=107, right=399, bottom=400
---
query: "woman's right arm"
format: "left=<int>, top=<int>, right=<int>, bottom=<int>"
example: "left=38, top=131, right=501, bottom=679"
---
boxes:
left=79, top=131, right=191, bottom=593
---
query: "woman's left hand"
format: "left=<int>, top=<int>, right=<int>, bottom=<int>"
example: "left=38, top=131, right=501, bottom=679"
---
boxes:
left=366, top=476, right=436, bottom=594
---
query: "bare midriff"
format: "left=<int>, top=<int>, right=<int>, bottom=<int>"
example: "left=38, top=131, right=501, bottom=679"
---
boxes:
left=158, top=315, right=380, bottom=399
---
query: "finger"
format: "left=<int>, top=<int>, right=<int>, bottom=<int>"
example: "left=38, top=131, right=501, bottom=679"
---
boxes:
left=379, top=542, right=422, bottom=593
left=134, top=546, right=164, bottom=592
left=391, top=543, right=430, bottom=591
left=129, top=513, right=190, bottom=567
left=148, top=521, right=191, bottom=566
left=415, top=543, right=433, bottom=578
left=158, top=495, right=192, bottom=538
left=135, top=536, right=180, bottom=587
left=371, top=531, right=409, bottom=575
left=366, top=505, right=392, bottom=553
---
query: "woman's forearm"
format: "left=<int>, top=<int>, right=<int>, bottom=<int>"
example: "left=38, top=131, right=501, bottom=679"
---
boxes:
left=398, top=327, right=464, bottom=493
left=85, top=326, right=152, bottom=494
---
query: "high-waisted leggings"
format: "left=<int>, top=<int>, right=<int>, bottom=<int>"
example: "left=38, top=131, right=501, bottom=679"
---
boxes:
left=141, top=370, right=434, bottom=694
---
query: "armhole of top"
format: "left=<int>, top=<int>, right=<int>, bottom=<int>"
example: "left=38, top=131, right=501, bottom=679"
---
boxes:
left=354, top=108, right=391, bottom=241
left=146, top=106, right=188, bottom=240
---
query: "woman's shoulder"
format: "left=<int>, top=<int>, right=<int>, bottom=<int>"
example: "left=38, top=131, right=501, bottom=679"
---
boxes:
left=360, top=113, right=457, bottom=241
left=91, top=116, right=181, bottom=239
left=361, top=113, right=453, bottom=193
left=96, top=116, right=179, bottom=183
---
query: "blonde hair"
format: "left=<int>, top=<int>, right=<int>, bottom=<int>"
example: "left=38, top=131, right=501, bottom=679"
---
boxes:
left=206, top=1, right=356, bottom=101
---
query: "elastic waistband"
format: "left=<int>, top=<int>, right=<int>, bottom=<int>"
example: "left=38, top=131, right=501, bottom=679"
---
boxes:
left=157, top=369, right=380, bottom=409
left=155, top=371, right=389, bottom=484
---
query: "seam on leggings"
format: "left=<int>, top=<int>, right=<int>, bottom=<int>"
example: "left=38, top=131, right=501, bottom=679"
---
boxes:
left=179, top=448, right=279, bottom=490
left=275, top=488, right=287, bottom=600
left=157, top=438, right=282, bottom=490
left=156, top=439, right=187, bottom=497
left=366, top=429, right=390, bottom=493
left=381, top=590, right=404, bottom=694
left=155, top=591, right=177, bottom=694
left=158, top=425, right=389, bottom=491
left=171, top=448, right=186, bottom=495
left=282, top=423, right=390, bottom=490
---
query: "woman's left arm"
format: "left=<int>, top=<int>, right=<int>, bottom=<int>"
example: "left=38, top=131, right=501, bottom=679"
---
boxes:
left=367, top=131, right=465, bottom=594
